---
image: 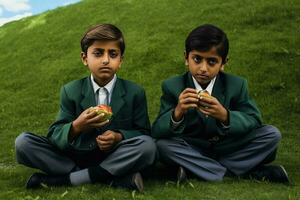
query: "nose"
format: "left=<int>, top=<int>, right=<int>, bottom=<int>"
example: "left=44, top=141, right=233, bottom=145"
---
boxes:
left=199, top=60, right=208, bottom=72
left=102, top=53, right=110, bottom=65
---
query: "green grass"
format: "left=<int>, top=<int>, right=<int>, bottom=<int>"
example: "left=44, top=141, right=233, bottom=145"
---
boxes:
left=0, top=0, right=300, bottom=199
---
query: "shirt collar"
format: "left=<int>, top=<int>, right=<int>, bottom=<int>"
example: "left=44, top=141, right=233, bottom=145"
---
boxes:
left=192, top=75, right=216, bottom=95
left=90, top=74, right=117, bottom=95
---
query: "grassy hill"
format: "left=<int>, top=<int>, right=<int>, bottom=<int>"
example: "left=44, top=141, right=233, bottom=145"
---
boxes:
left=0, top=0, right=299, bottom=199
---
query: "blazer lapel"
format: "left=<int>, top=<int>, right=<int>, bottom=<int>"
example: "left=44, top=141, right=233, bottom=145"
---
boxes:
left=211, top=73, right=225, bottom=105
left=186, top=72, right=196, bottom=88
left=80, top=77, right=97, bottom=110
left=110, top=78, right=125, bottom=116
left=206, top=73, right=226, bottom=134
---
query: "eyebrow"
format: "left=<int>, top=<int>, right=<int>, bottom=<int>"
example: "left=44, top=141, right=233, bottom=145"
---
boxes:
left=192, top=54, right=219, bottom=59
left=92, top=48, right=119, bottom=52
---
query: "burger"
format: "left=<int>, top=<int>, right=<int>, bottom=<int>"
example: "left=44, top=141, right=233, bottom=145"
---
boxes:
left=197, top=90, right=213, bottom=99
left=92, top=104, right=113, bottom=121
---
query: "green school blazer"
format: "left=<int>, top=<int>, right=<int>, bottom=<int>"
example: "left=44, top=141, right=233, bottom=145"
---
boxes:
left=47, top=76, right=151, bottom=152
left=152, top=72, right=262, bottom=155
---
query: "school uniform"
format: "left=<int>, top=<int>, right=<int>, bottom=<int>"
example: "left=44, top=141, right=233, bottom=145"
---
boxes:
left=152, top=71, right=281, bottom=181
left=15, top=75, right=156, bottom=176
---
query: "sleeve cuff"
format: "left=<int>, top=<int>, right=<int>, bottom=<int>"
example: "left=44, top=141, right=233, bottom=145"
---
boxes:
left=170, top=110, right=184, bottom=129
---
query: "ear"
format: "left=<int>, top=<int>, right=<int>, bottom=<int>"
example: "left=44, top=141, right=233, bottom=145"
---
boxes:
left=184, top=51, right=188, bottom=66
left=119, top=56, right=123, bottom=68
left=81, top=52, right=88, bottom=66
left=224, top=57, right=229, bottom=64
left=220, top=57, right=229, bottom=71
left=220, top=64, right=225, bottom=71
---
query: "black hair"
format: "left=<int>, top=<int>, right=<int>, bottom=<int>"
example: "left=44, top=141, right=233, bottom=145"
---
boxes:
left=185, top=24, right=229, bottom=64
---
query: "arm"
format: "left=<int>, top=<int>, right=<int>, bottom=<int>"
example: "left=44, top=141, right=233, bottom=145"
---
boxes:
left=226, top=79, right=262, bottom=135
left=152, top=82, right=199, bottom=138
left=47, top=86, right=108, bottom=150
left=199, top=79, right=262, bottom=136
left=47, top=86, right=77, bottom=150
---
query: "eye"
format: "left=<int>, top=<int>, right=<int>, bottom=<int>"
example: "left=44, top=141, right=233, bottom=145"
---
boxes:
left=109, top=51, right=118, bottom=58
left=207, top=58, right=218, bottom=66
left=92, top=51, right=103, bottom=57
left=192, top=55, right=202, bottom=64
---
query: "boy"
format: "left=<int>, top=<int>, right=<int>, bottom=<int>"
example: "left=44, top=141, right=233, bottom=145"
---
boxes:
left=15, top=24, right=156, bottom=192
left=152, top=24, right=289, bottom=184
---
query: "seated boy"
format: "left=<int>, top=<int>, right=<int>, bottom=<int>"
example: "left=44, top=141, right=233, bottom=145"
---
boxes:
left=15, top=24, right=156, bottom=192
left=152, top=24, right=289, bottom=184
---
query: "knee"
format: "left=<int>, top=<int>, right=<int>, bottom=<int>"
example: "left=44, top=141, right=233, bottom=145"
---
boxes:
left=136, top=135, right=157, bottom=163
left=266, top=125, right=282, bottom=144
left=155, top=139, right=176, bottom=160
left=156, top=139, right=172, bottom=154
left=15, top=132, right=31, bottom=153
left=156, top=139, right=167, bottom=150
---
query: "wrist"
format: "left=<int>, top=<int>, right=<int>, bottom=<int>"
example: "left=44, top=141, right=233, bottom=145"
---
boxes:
left=71, top=120, right=81, bottom=135
left=219, top=108, right=229, bottom=125
left=173, top=107, right=184, bottom=122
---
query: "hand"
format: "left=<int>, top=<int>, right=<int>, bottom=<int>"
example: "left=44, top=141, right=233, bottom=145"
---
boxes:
left=96, top=130, right=123, bottom=151
left=173, top=88, right=199, bottom=121
left=71, top=107, right=110, bottom=137
left=198, top=95, right=228, bottom=124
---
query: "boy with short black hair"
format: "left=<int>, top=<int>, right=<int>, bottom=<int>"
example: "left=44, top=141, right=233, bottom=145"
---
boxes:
left=152, top=24, right=289, bottom=184
left=15, top=24, right=156, bottom=192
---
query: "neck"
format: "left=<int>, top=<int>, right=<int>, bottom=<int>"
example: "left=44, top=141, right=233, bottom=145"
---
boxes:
left=95, top=77, right=112, bottom=87
left=200, top=82, right=210, bottom=90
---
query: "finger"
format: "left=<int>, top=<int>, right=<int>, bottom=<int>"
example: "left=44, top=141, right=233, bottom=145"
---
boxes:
left=198, top=107, right=210, bottom=116
left=88, top=113, right=106, bottom=123
left=98, top=139, right=113, bottom=146
left=198, top=101, right=212, bottom=108
left=99, top=145, right=112, bottom=151
left=181, top=94, right=199, bottom=102
left=86, top=110, right=101, bottom=119
left=100, top=131, right=111, bottom=136
left=86, top=107, right=95, bottom=114
left=98, top=133, right=114, bottom=141
left=199, top=96, right=216, bottom=104
left=182, top=88, right=198, bottom=94
left=181, top=97, right=199, bottom=104
left=182, top=103, right=199, bottom=110
left=98, top=135, right=111, bottom=142
left=90, top=119, right=110, bottom=128
left=98, top=142, right=113, bottom=149
left=181, top=90, right=199, bottom=98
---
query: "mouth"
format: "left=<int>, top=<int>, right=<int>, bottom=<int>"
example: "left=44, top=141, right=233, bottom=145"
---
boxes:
left=98, top=67, right=111, bottom=72
left=195, top=74, right=209, bottom=80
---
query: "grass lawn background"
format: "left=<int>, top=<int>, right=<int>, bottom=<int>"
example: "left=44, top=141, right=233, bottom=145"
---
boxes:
left=0, top=0, right=299, bottom=199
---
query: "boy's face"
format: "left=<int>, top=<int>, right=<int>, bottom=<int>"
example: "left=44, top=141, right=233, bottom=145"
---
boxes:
left=185, top=47, right=224, bottom=86
left=81, top=40, right=122, bottom=86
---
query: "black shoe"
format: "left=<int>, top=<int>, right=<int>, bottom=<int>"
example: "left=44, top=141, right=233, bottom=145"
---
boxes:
left=111, top=172, right=144, bottom=193
left=177, top=166, right=187, bottom=184
left=26, top=173, right=70, bottom=189
left=248, top=165, right=290, bottom=184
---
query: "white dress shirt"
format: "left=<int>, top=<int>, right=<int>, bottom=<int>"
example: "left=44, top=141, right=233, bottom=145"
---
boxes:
left=90, top=74, right=116, bottom=105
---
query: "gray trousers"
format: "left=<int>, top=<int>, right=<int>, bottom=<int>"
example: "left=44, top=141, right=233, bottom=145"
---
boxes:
left=156, top=125, right=281, bottom=181
left=15, top=133, right=156, bottom=176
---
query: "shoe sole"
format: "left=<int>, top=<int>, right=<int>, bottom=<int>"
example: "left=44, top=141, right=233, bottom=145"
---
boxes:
left=278, top=165, right=290, bottom=184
